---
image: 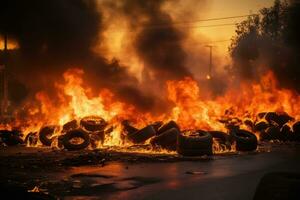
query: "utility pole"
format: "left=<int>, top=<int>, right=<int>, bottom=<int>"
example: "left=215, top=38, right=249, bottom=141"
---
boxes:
left=205, top=45, right=214, bottom=80
left=0, top=33, right=10, bottom=118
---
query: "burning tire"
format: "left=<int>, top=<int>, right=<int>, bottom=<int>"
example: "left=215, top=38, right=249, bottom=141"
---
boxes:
left=281, top=125, right=293, bottom=141
left=62, top=120, right=78, bottom=132
left=62, top=129, right=90, bottom=151
left=157, top=120, right=180, bottom=135
left=24, top=132, right=38, bottom=146
left=293, top=121, right=300, bottom=134
left=292, top=121, right=300, bottom=142
left=90, top=131, right=105, bottom=148
left=122, top=120, right=139, bottom=135
left=254, top=121, right=269, bottom=132
left=127, top=125, right=156, bottom=144
left=265, top=112, right=293, bottom=127
left=150, top=128, right=179, bottom=151
left=231, top=129, right=257, bottom=151
left=209, top=131, right=232, bottom=150
left=151, top=121, right=163, bottom=132
left=0, top=130, right=23, bottom=146
left=244, top=119, right=254, bottom=129
left=177, top=130, right=213, bottom=156
left=260, top=126, right=284, bottom=141
left=80, top=116, right=107, bottom=132
left=39, top=126, right=57, bottom=146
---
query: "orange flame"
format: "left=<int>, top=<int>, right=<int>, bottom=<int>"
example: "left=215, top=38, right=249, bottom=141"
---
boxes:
left=1, top=68, right=299, bottom=152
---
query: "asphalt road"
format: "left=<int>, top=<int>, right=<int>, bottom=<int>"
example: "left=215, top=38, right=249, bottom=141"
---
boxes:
left=1, top=145, right=300, bottom=200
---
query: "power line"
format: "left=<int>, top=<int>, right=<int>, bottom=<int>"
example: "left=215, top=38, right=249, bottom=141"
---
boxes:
left=145, top=14, right=259, bottom=27
left=106, top=13, right=257, bottom=32
left=173, top=23, right=237, bottom=29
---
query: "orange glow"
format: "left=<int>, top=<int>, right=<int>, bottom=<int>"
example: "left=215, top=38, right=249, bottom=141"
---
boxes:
left=1, top=67, right=298, bottom=153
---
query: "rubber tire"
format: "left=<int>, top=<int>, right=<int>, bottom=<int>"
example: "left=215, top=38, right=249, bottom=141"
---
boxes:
left=90, top=131, right=105, bottom=148
left=62, top=120, right=78, bottom=132
left=231, top=129, right=257, bottom=151
left=177, top=130, right=213, bottom=156
left=122, top=121, right=139, bottom=135
left=0, top=130, right=23, bottom=146
left=157, top=121, right=180, bottom=135
left=80, top=116, right=107, bottom=132
left=150, top=128, right=179, bottom=151
left=265, top=112, right=293, bottom=127
left=244, top=119, right=254, bottom=129
left=24, top=132, right=38, bottom=146
left=281, top=125, right=293, bottom=141
left=62, top=129, right=90, bottom=151
left=127, top=125, right=156, bottom=144
left=292, top=121, right=300, bottom=142
left=209, top=131, right=230, bottom=142
left=151, top=121, right=163, bottom=132
left=266, top=126, right=282, bottom=140
left=254, top=121, right=269, bottom=132
left=209, top=131, right=232, bottom=149
left=39, top=126, right=56, bottom=146
left=293, top=121, right=300, bottom=133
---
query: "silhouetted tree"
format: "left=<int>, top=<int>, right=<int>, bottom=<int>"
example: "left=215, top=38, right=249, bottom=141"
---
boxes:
left=229, top=0, right=300, bottom=92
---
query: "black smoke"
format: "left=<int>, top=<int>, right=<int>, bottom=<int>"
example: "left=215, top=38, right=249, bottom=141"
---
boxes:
left=0, top=0, right=157, bottom=111
left=121, top=0, right=191, bottom=80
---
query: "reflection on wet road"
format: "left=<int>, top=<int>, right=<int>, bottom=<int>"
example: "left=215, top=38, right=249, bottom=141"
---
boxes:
left=44, top=148, right=300, bottom=200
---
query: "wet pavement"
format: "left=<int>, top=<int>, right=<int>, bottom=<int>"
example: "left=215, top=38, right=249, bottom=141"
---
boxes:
left=1, top=144, right=300, bottom=200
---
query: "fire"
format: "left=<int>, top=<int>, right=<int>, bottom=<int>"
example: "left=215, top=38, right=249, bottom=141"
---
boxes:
left=1, top=67, right=299, bottom=153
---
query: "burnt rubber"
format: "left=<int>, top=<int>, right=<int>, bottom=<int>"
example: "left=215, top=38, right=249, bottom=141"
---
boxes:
left=0, top=130, right=23, bottom=146
left=293, top=121, right=300, bottom=134
left=62, top=120, right=78, bottom=132
left=80, top=116, right=107, bottom=132
left=244, top=119, right=254, bottom=129
left=209, top=131, right=230, bottom=142
left=209, top=131, right=232, bottom=149
left=151, top=121, right=163, bottom=132
left=62, top=129, right=90, bottom=151
left=24, top=132, right=38, bottom=146
left=254, top=121, right=269, bottom=132
left=260, top=126, right=283, bottom=141
left=157, top=120, right=180, bottom=135
left=177, top=130, right=213, bottom=156
left=39, top=126, right=57, bottom=146
left=265, top=112, right=293, bottom=127
left=127, top=125, right=156, bottom=144
left=281, top=125, right=294, bottom=141
left=150, top=128, right=179, bottom=151
left=122, top=120, right=139, bottom=135
left=231, top=129, right=257, bottom=151
left=90, top=131, right=105, bottom=148
left=292, top=121, right=300, bottom=142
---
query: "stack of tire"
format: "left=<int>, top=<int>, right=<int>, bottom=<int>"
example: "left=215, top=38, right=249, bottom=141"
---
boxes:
left=37, top=115, right=108, bottom=151
left=0, top=129, right=23, bottom=146
left=124, top=120, right=258, bottom=156
left=123, top=120, right=181, bottom=151
left=247, top=112, right=299, bottom=142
